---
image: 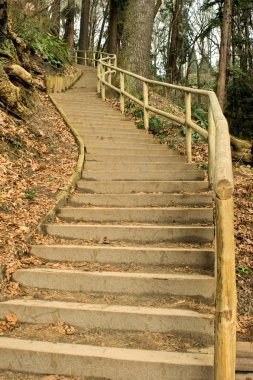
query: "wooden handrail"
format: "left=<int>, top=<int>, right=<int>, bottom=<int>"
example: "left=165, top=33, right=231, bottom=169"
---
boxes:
left=77, top=50, right=237, bottom=380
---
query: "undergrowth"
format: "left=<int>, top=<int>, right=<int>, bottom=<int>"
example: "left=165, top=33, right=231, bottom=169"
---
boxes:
left=19, top=21, right=70, bottom=68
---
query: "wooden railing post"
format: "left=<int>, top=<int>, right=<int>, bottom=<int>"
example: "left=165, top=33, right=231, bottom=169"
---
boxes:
left=120, top=72, right=125, bottom=114
left=214, top=196, right=236, bottom=380
left=113, top=55, right=117, bottom=68
left=185, top=92, right=192, bottom=163
left=84, top=51, right=87, bottom=66
left=97, top=62, right=101, bottom=94
left=143, top=82, right=149, bottom=130
left=108, top=58, right=112, bottom=86
left=101, top=64, right=106, bottom=101
left=208, top=101, right=216, bottom=187
left=93, top=52, right=96, bottom=67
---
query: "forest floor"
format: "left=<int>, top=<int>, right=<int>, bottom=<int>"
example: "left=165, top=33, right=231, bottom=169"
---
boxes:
left=0, top=82, right=252, bottom=344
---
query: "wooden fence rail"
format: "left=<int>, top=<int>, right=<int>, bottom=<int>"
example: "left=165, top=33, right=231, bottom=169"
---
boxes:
left=76, top=50, right=237, bottom=380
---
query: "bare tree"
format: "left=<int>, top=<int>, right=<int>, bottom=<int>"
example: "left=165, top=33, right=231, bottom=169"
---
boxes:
left=107, top=0, right=118, bottom=54
left=64, top=0, right=75, bottom=50
left=216, top=0, right=233, bottom=110
left=79, top=0, right=90, bottom=53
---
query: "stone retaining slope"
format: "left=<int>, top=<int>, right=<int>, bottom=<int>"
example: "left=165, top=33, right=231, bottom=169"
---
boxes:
left=0, top=67, right=217, bottom=379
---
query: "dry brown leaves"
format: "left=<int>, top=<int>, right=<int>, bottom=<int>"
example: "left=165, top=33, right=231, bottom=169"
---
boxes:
left=0, top=312, right=18, bottom=334
left=0, top=92, right=78, bottom=299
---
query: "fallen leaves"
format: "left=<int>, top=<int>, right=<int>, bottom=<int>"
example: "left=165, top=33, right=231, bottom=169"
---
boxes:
left=0, top=313, right=18, bottom=334
left=0, top=93, right=78, bottom=300
left=53, top=320, right=76, bottom=336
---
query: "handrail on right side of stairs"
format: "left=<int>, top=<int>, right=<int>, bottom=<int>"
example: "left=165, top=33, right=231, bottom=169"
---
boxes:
left=76, top=49, right=237, bottom=380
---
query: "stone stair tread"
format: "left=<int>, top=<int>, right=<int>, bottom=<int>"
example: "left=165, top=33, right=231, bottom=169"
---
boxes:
left=0, top=337, right=214, bottom=379
left=57, top=207, right=213, bottom=224
left=44, top=223, right=214, bottom=244
left=31, top=244, right=214, bottom=268
left=13, top=268, right=214, bottom=299
left=84, top=163, right=197, bottom=170
left=76, top=180, right=209, bottom=193
left=68, top=193, right=212, bottom=207
left=85, top=155, right=187, bottom=162
left=83, top=171, right=204, bottom=181
left=0, top=299, right=214, bottom=335
left=14, top=267, right=214, bottom=279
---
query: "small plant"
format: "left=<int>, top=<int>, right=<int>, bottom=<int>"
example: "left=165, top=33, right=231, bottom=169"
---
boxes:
left=199, top=163, right=208, bottom=172
left=236, top=266, right=251, bottom=275
left=136, top=121, right=144, bottom=129
left=132, top=108, right=144, bottom=118
left=124, top=101, right=134, bottom=110
left=23, top=189, right=37, bottom=201
left=149, top=116, right=165, bottom=134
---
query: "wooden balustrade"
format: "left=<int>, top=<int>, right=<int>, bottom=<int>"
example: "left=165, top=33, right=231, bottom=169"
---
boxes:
left=76, top=50, right=237, bottom=380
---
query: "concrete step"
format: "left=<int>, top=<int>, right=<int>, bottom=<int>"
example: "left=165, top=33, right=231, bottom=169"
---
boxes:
left=45, top=224, right=214, bottom=244
left=78, top=130, right=151, bottom=137
left=0, top=338, right=213, bottom=379
left=31, top=245, right=214, bottom=268
left=69, top=116, right=127, bottom=122
left=82, top=136, right=158, bottom=144
left=83, top=170, right=204, bottom=181
left=77, top=124, right=146, bottom=131
left=69, top=193, right=212, bottom=207
left=84, top=141, right=168, bottom=149
left=74, top=121, right=137, bottom=129
left=77, top=180, right=208, bottom=194
left=84, top=161, right=197, bottom=171
left=85, top=147, right=179, bottom=156
left=13, top=269, right=214, bottom=299
left=85, top=153, right=186, bottom=163
left=0, top=299, right=214, bottom=335
left=58, top=207, right=213, bottom=224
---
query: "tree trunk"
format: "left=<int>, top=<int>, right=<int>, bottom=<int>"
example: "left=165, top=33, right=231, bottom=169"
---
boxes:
left=51, top=0, right=61, bottom=37
left=64, top=0, right=75, bottom=50
left=0, top=1, right=32, bottom=118
left=216, top=0, right=232, bottom=111
left=166, top=0, right=182, bottom=83
left=154, top=0, right=162, bottom=19
left=79, top=0, right=90, bottom=54
left=107, top=0, right=118, bottom=54
left=97, top=2, right=109, bottom=52
left=120, top=0, right=156, bottom=94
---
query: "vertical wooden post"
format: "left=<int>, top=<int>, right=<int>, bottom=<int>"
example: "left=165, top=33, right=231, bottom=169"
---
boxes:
left=108, top=58, right=112, bottom=86
left=120, top=72, right=125, bottom=114
left=114, top=55, right=117, bottom=68
left=143, top=81, right=149, bottom=130
left=185, top=92, right=192, bottom=163
left=97, top=62, right=101, bottom=94
left=214, top=196, right=236, bottom=380
left=208, top=101, right=216, bottom=187
left=84, top=51, right=87, bottom=66
left=101, top=64, right=106, bottom=101
left=93, top=52, right=96, bottom=67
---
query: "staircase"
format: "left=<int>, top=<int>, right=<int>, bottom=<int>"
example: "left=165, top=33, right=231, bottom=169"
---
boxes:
left=0, top=67, right=216, bottom=379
